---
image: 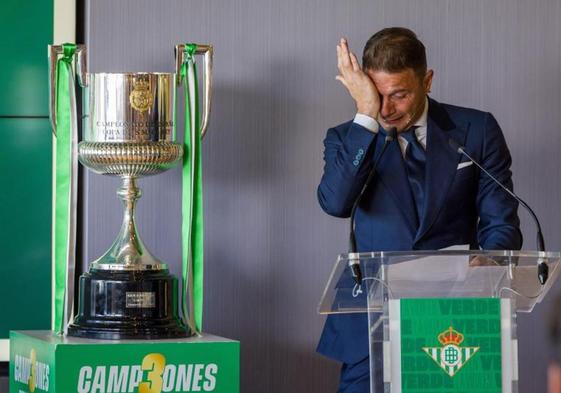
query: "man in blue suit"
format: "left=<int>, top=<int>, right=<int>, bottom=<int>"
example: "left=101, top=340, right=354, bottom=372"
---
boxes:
left=317, top=27, right=522, bottom=392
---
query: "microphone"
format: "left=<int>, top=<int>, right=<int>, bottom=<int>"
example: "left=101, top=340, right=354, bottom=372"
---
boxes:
left=349, top=127, right=397, bottom=285
left=448, top=138, right=548, bottom=284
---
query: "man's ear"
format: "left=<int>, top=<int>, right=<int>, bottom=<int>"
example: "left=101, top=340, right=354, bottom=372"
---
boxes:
left=424, top=69, right=434, bottom=93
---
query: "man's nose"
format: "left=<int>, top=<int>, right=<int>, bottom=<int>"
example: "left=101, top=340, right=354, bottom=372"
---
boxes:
left=380, top=99, right=395, bottom=118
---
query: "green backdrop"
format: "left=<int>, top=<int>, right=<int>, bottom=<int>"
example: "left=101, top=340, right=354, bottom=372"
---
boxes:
left=0, top=0, right=54, bottom=338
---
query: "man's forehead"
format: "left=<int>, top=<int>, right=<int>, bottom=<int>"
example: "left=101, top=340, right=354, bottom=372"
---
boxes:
left=366, top=68, right=420, bottom=91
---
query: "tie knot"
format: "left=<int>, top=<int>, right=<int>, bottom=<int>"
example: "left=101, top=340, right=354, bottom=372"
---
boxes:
left=400, top=127, right=419, bottom=144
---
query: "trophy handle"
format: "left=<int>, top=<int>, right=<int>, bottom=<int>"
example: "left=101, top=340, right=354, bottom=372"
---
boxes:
left=48, top=44, right=88, bottom=136
left=76, top=46, right=89, bottom=88
left=175, top=44, right=214, bottom=139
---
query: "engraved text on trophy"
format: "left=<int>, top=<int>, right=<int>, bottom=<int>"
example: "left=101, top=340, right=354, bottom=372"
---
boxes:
left=95, top=120, right=174, bottom=141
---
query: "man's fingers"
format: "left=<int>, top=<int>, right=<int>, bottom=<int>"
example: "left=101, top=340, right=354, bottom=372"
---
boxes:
left=469, top=257, right=482, bottom=266
left=349, top=52, right=360, bottom=72
left=336, top=44, right=343, bottom=71
left=340, top=53, right=351, bottom=68
left=340, top=38, right=349, bottom=55
left=336, top=44, right=348, bottom=74
left=336, top=52, right=351, bottom=79
left=469, top=256, right=498, bottom=266
left=338, top=38, right=351, bottom=68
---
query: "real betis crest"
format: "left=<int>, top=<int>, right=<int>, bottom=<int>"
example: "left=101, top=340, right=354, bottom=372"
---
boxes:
left=422, top=326, right=479, bottom=377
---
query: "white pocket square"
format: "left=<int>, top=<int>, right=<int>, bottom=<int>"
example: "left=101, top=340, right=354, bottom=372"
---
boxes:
left=457, top=161, right=473, bottom=170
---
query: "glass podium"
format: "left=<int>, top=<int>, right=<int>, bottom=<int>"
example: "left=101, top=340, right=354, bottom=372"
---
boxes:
left=318, top=250, right=561, bottom=393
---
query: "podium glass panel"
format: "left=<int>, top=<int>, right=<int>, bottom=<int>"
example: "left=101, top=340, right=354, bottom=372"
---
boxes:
left=318, top=251, right=561, bottom=392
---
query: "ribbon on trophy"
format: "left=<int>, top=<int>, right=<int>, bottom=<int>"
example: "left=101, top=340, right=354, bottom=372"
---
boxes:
left=179, top=43, right=205, bottom=332
left=51, top=43, right=78, bottom=334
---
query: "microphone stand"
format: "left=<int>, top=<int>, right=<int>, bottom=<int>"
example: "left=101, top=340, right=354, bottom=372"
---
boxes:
left=349, top=128, right=397, bottom=284
left=449, top=138, right=548, bottom=284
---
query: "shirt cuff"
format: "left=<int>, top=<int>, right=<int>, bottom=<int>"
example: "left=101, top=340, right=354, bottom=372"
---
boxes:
left=353, top=113, right=379, bottom=133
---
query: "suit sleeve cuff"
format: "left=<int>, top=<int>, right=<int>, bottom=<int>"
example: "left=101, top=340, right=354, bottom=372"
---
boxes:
left=341, top=122, right=377, bottom=172
left=353, top=113, right=379, bottom=133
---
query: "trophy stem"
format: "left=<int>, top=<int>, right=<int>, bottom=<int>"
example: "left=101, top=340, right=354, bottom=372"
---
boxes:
left=117, top=175, right=142, bottom=264
left=90, top=175, right=165, bottom=271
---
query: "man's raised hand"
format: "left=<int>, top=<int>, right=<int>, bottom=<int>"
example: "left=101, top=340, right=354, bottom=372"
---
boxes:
left=335, top=38, right=380, bottom=119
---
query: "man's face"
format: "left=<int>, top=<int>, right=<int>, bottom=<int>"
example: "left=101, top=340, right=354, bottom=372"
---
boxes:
left=366, top=68, right=433, bottom=133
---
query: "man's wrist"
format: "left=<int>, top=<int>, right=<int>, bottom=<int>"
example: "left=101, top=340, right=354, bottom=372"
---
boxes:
left=354, top=113, right=379, bottom=133
left=356, top=104, right=378, bottom=119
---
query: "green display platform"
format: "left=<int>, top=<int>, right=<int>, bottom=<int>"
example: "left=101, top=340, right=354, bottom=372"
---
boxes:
left=10, top=331, right=239, bottom=393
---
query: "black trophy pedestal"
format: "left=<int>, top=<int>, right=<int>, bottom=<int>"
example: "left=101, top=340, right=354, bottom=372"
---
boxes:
left=68, top=269, right=191, bottom=340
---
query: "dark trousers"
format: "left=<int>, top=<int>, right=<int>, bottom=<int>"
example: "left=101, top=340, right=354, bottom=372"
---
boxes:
left=339, top=345, right=384, bottom=393
left=339, top=356, right=370, bottom=393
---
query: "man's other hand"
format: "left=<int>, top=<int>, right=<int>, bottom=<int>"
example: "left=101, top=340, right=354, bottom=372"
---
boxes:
left=469, top=256, right=500, bottom=267
left=336, top=38, right=380, bottom=119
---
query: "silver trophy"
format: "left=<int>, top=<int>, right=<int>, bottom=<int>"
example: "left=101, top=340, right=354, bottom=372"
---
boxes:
left=48, top=44, right=212, bottom=339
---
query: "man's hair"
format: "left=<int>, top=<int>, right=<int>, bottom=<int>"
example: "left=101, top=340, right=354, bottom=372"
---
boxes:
left=362, top=27, right=427, bottom=77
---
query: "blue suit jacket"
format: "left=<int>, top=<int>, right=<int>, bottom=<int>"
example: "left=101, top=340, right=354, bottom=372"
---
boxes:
left=316, top=98, right=522, bottom=364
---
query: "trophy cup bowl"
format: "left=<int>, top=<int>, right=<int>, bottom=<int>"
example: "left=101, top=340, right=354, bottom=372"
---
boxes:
left=67, top=72, right=189, bottom=339
left=78, top=141, right=183, bottom=176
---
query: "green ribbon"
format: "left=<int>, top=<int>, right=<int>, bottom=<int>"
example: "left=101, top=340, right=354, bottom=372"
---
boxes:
left=52, top=43, right=77, bottom=333
left=179, top=43, right=204, bottom=332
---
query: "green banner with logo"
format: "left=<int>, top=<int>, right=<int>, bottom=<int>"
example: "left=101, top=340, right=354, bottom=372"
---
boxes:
left=399, top=298, right=502, bottom=393
left=10, top=331, right=239, bottom=393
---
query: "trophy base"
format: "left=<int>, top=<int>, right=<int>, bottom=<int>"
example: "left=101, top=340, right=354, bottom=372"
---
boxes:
left=68, top=269, right=191, bottom=340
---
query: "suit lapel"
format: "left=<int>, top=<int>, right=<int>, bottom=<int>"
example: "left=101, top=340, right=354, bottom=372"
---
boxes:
left=374, top=130, right=418, bottom=233
left=415, top=99, right=468, bottom=243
